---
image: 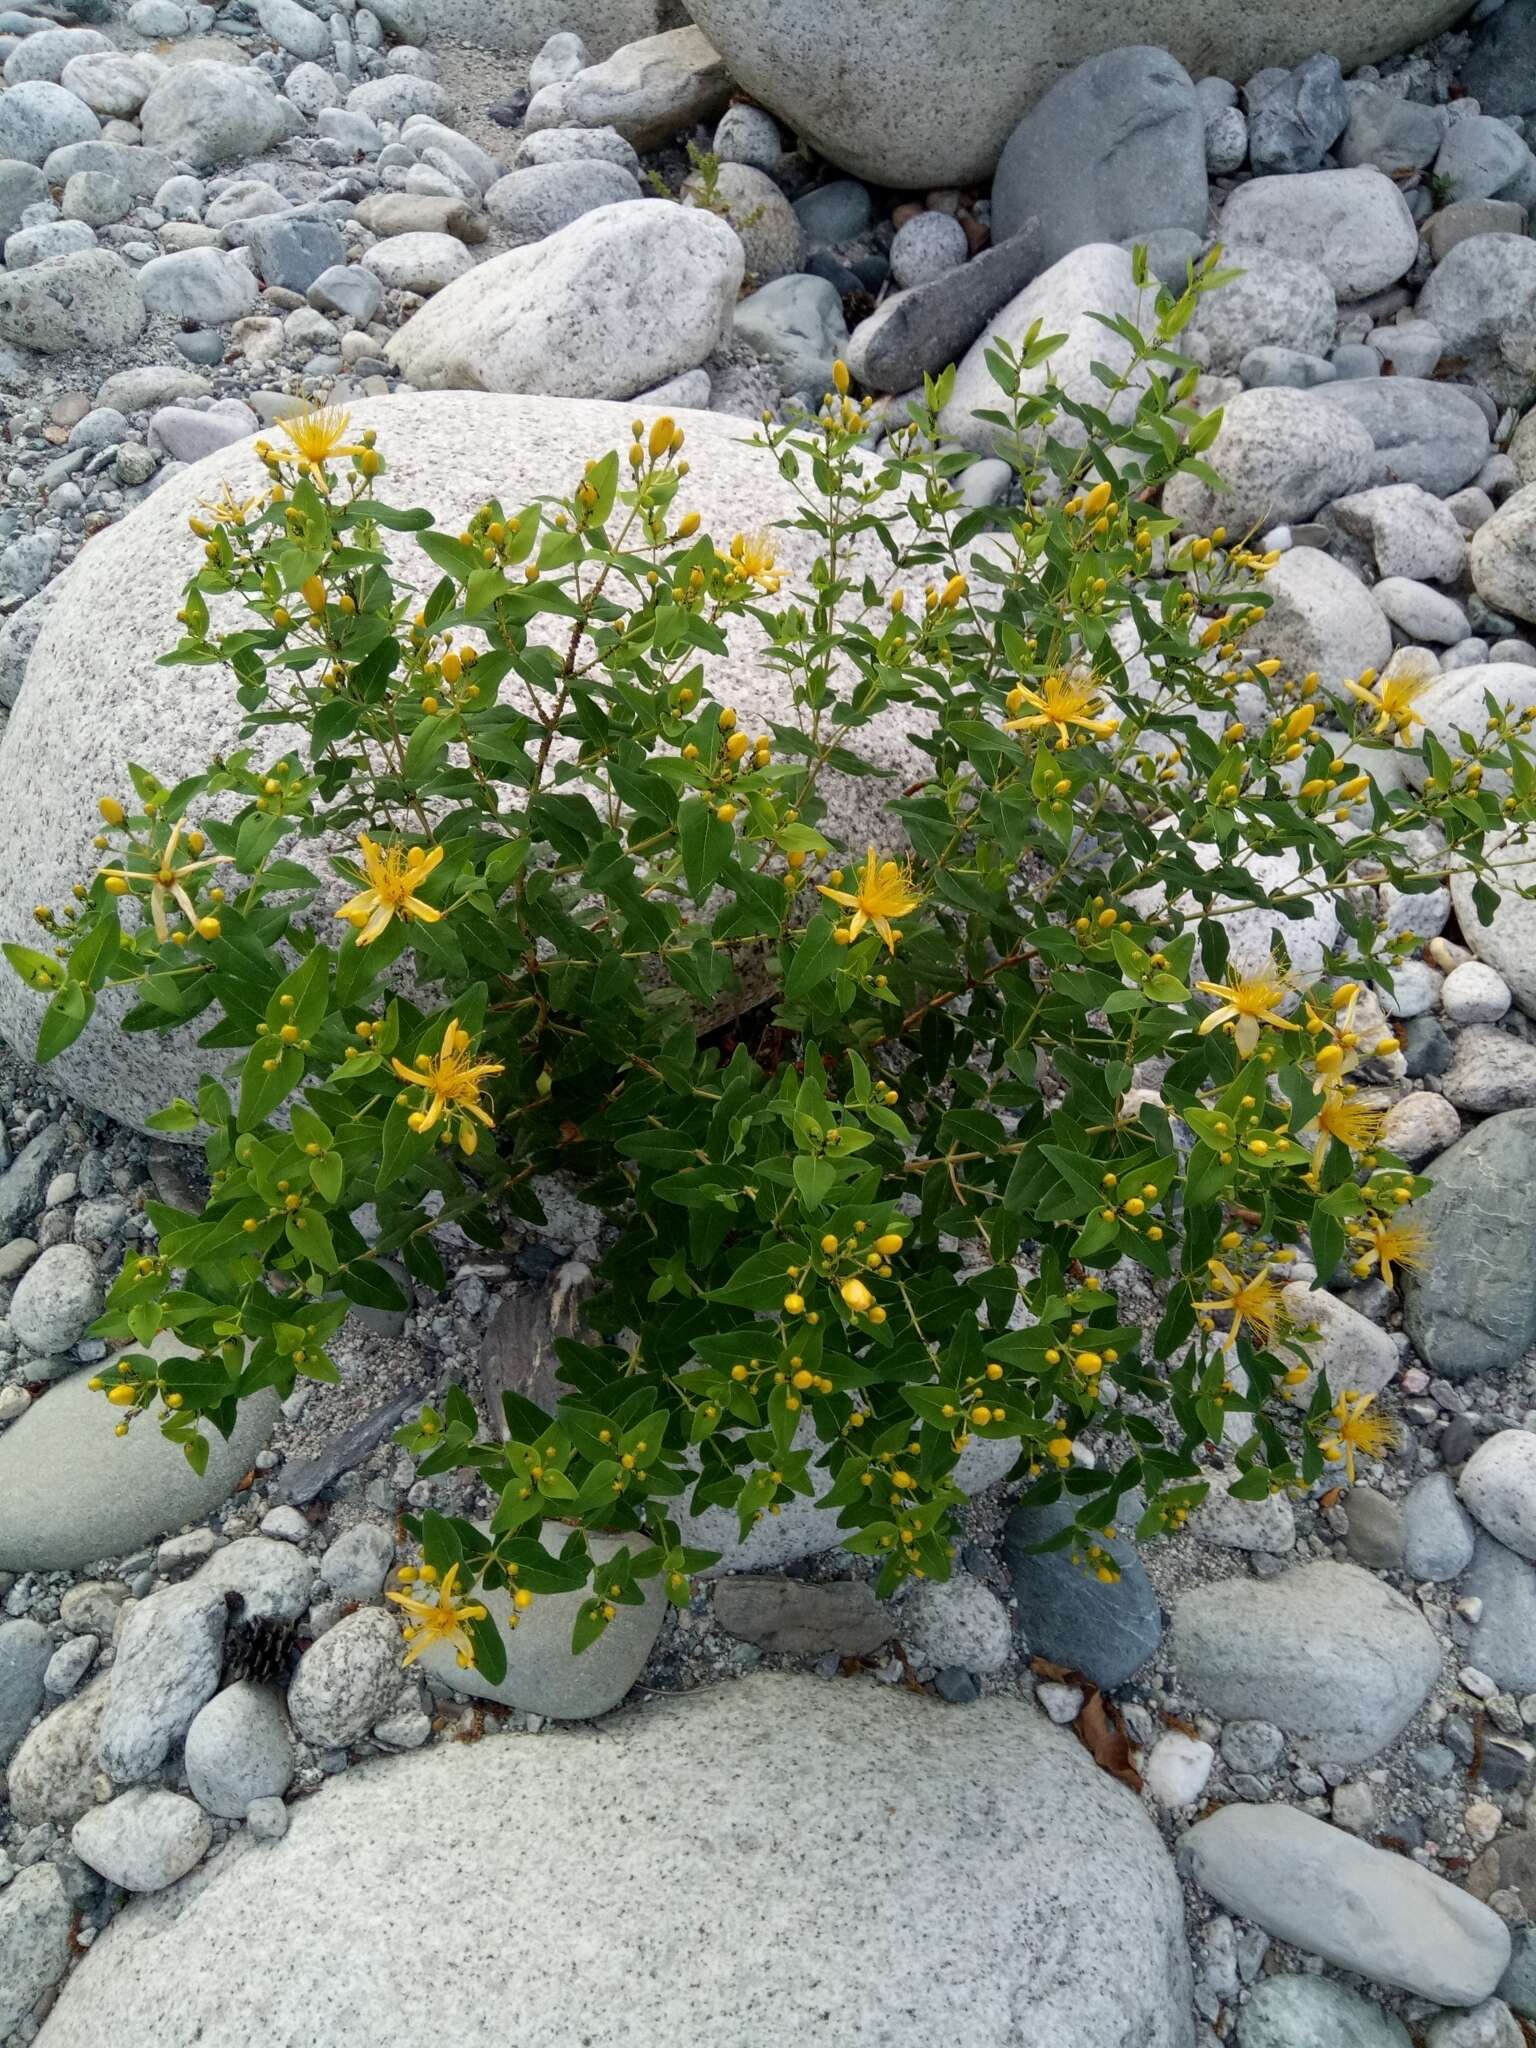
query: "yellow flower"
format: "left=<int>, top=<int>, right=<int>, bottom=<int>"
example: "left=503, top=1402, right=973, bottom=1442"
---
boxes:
left=1349, top=1212, right=1430, bottom=1291
left=336, top=834, right=445, bottom=946
left=817, top=845, right=921, bottom=952
left=1306, top=1089, right=1384, bottom=1176
left=278, top=404, right=362, bottom=472
left=197, top=484, right=264, bottom=527
left=391, top=1016, right=504, bottom=1154
left=1319, top=1389, right=1401, bottom=1484
left=97, top=815, right=232, bottom=945
left=1344, top=668, right=1425, bottom=738
left=1194, top=1259, right=1285, bottom=1351
left=1195, top=959, right=1299, bottom=1057
left=386, top=1561, right=487, bottom=1670
left=1001, top=672, right=1119, bottom=748
left=726, top=529, right=782, bottom=594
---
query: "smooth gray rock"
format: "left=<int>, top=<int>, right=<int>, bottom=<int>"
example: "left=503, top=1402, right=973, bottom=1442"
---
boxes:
left=73, top=1789, right=211, bottom=1892
left=1425, top=2004, right=1524, bottom=2048
left=240, top=214, right=345, bottom=295
left=1242, top=344, right=1335, bottom=388
left=1464, top=1532, right=1536, bottom=1694
left=1461, top=1432, right=1536, bottom=1561
left=138, top=59, right=286, bottom=168
left=33, top=1675, right=1196, bottom=2048
left=1169, top=1562, right=1439, bottom=1765
left=1002, top=1496, right=1163, bottom=1690
left=99, top=1578, right=226, bottom=1783
left=9, top=1240, right=101, bottom=1353
left=4, top=27, right=110, bottom=86
left=1333, top=480, right=1468, bottom=581
left=792, top=177, right=872, bottom=245
left=138, top=244, right=257, bottom=324
left=1436, top=116, right=1534, bottom=204
left=682, top=159, right=802, bottom=284
left=60, top=167, right=128, bottom=227
left=1302, top=374, right=1499, bottom=493
left=389, top=201, right=741, bottom=397
left=938, top=240, right=1148, bottom=457
left=0, top=1347, right=278, bottom=1571
left=483, top=158, right=640, bottom=245
left=991, top=45, right=1207, bottom=260
left=890, top=1573, right=1011, bottom=1673
left=733, top=270, right=847, bottom=395
left=254, top=0, right=329, bottom=61
left=1343, top=1486, right=1406, bottom=1570
left=522, top=26, right=729, bottom=152
left=0, top=245, right=143, bottom=353
left=59, top=51, right=164, bottom=118
left=0, top=79, right=99, bottom=164
left=1220, top=166, right=1418, bottom=301
left=307, top=260, right=382, bottom=323
left=183, top=1682, right=294, bottom=1818
left=0, top=1616, right=48, bottom=1764
left=5, top=1677, right=109, bottom=1826
left=1236, top=1973, right=1412, bottom=2047
left=1246, top=545, right=1388, bottom=692
left=415, top=1522, right=663, bottom=1719
left=1471, top=484, right=1536, bottom=627
left=1462, top=1, right=1536, bottom=115
left=1180, top=1802, right=1509, bottom=2003
left=1402, top=1470, right=1477, bottom=1582
left=0, top=1865, right=72, bottom=2038
left=318, top=1523, right=394, bottom=1602
left=0, top=156, right=47, bottom=235
left=510, top=123, right=640, bottom=175
left=1404, top=1108, right=1536, bottom=1378
left=360, top=230, right=473, bottom=295
left=196, top=1535, right=315, bottom=1622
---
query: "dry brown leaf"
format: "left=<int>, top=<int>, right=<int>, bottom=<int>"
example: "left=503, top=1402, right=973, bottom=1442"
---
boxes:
left=1075, top=1688, right=1142, bottom=1792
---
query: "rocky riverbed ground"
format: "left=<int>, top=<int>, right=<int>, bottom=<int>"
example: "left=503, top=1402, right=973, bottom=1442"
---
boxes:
left=3, top=0, right=1536, bottom=2043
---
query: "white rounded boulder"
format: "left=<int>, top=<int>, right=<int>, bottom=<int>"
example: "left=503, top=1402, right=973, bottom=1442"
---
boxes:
left=0, top=391, right=929, bottom=1130
left=33, top=1675, right=1194, bottom=2048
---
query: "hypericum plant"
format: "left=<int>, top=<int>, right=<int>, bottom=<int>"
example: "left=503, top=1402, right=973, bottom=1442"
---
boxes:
left=14, top=252, right=1536, bottom=1679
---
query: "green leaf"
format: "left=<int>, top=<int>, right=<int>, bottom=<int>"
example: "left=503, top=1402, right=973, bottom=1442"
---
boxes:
left=677, top=795, right=732, bottom=898
left=36, top=982, right=91, bottom=1064
left=144, top=1099, right=201, bottom=1134
left=784, top=913, right=843, bottom=1001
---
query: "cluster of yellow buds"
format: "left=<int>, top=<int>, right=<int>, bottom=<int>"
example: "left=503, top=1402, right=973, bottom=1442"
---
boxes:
left=689, top=705, right=773, bottom=823
left=817, top=358, right=874, bottom=438
left=413, top=629, right=482, bottom=716
left=1096, top=1169, right=1167, bottom=1245
left=87, top=1353, right=185, bottom=1437
left=784, top=1219, right=906, bottom=1329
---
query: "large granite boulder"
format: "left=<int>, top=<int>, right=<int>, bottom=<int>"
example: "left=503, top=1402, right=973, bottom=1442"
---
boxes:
left=680, top=0, right=1464, bottom=187
left=34, top=1676, right=1195, bottom=2048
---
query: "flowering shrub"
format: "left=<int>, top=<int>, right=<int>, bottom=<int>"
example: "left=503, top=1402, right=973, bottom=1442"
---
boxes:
left=14, top=255, right=1536, bottom=1678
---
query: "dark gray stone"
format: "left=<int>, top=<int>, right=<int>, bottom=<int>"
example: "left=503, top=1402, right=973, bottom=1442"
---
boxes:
left=306, top=261, right=383, bottom=323
left=0, top=156, right=46, bottom=236
left=1462, top=2, right=1536, bottom=116
left=1404, top=1108, right=1536, bottom=1378
left=1402, top=1470, right=1476, bottom=1581
left=792, top=178, right=871, bottom=246
left=1247, top=55, right=1350, bottom=176
left=1343, top=1487, right=1405, bottom=1570
left=991, top=45, right=1206, bottom=259
left=1498, top=1926, right=1536, bottom=2021
left=1235, top=1973, right=1411, bottom=2048
left=845, top=229, right=1043, bottom=394
left=241, top=214, right=346, bottom=295
left=934, top=1666, right=980, bottom=1703
left=1002, top=1497, right=1162, bottom=1690
left=0, top=1122, right=63, bottom=1237
left=1402, top=1013, right=1454, bottom=1076
left=0, top=1616, right=48, bottom=1764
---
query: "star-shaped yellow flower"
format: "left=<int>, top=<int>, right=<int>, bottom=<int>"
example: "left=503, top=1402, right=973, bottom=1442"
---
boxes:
left=391, top=1016, right=504, bottom=1156
left=278, top=403, right=362, bottom=473
left=387, top=1561, right=487, bottom=1670
left=817, top=845, right=920, bottom=952
left=1318, top=1388, right=1400, bottom=1484
left=1344, top=668, right=1425, bottom=739
left=336, top=834, right=445, bottom=947
left=1195, top=959, right=1299, bottom=1057
left=1002, top=673, right=1120, bottom=749
left=1194, top=1259, right=1285, bottom=1351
